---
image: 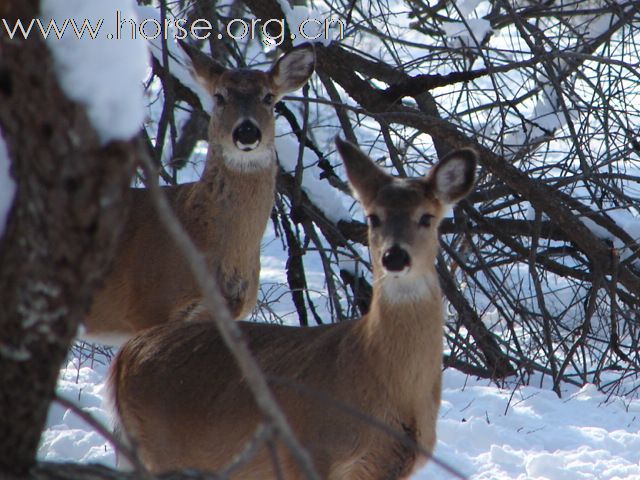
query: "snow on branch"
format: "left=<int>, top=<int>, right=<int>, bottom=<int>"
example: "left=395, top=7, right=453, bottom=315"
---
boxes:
left=40, top=0, right=148, bottom=144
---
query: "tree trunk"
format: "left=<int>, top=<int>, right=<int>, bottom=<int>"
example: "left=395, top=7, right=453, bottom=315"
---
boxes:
left=0, top=1, right=137, bottom=475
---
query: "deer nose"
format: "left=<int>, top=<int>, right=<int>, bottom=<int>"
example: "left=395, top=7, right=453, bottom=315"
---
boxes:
left=233, top=120, right=262, bottom=150
left=382, top=245, right=411, bottom=272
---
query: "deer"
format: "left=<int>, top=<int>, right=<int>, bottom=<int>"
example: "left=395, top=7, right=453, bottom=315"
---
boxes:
left=108, top=138, right=477, bottom=479
left=81, top=43, right=315, bottom=346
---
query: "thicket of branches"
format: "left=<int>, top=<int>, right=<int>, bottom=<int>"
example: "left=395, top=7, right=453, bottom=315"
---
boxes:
left=2, top=0, right=640, bottom=478
left=142, top=0, right=640, bottom=395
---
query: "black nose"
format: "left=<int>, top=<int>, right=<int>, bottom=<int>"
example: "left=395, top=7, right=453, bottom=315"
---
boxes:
left=382, top=245, right=411, bottom=272
left=233, top=120, right=261, bottom=148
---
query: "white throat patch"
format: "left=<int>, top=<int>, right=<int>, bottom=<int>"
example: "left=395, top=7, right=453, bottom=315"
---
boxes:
left=379, top=271, right=439, bottom=304
left=223, top=147, right=275, bottom=172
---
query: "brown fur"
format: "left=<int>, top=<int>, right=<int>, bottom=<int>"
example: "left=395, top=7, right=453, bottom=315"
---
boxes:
left=109, top=140, right=477, bottom=478
left=82, top=45, right=315, bottom=344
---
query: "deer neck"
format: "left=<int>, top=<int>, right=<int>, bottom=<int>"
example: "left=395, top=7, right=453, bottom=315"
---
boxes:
left=185, top=143, right=277, bottom=262
left=357, top=267, right=443, bottom=392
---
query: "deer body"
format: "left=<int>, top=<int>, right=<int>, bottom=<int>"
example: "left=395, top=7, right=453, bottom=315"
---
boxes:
left=109, top=139, right=477, bottom=478
left=82, top=44, right=315, bottom=345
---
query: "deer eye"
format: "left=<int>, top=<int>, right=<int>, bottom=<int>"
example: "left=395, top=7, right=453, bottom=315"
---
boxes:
left=419, top=214, right=433, bottom=227
left=263, top=93, right=275, bottom=105
left=214, top=93, right=226, bottom=105
left=367, top=214, right=381, bottom=228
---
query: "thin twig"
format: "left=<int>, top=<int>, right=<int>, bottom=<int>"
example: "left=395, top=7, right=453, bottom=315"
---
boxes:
left=136, top=147, right=320, bottom=480
left=53, top=394, right=148, bottom=477
left=219, top=423, right=273, bottom=478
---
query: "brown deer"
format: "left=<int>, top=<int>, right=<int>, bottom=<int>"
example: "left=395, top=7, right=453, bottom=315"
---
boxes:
left=81, top=43, right=315, bottom=345
left=109, top=138, right=477, bottom=478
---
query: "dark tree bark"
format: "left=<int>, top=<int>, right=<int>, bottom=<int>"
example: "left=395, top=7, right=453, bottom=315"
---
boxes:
left=0, top=1, right=138, bottom=476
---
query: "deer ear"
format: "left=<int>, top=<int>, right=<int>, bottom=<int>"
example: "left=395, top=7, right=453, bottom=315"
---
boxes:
left=270, top=43, right=315, bottom=96
left=335, top=137, right=389, bottom=205
left=429, top=148, right=477, bottom=204
left=179, top=40, right=226, bottom=90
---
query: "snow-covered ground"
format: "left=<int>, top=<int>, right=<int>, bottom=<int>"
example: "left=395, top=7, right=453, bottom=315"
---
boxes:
left=420, top=373, right=640, bottom=480
left=40, top=353, right=640, bottom=479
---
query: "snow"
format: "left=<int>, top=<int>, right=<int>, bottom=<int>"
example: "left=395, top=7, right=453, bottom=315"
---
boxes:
left=0, top=130, right=15, bottom=237
left=455, top=0, right=486, bottom=18
left=572, top=208, right=640, bottom=265
left=40, top=358, right=114, bottom=465
left=40, top=354, right=640, bottom=479
left=275, top=131, right=351, bottom=223
left=498, top=1, right=634, bottom=152
left=40, top=0, right=148, bottom=144
left=441, top=0, right=492, bottom=47
left=441, top=18, right=492, bottom=45
left=275, top=0, right=335, bottom=47
left=418, top=372, right=640, bottom=479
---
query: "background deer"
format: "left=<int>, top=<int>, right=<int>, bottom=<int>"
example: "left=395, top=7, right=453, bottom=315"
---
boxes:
left=81, top=44, right=315, bottom=345
left=109, top=138, right=477, bottom=478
